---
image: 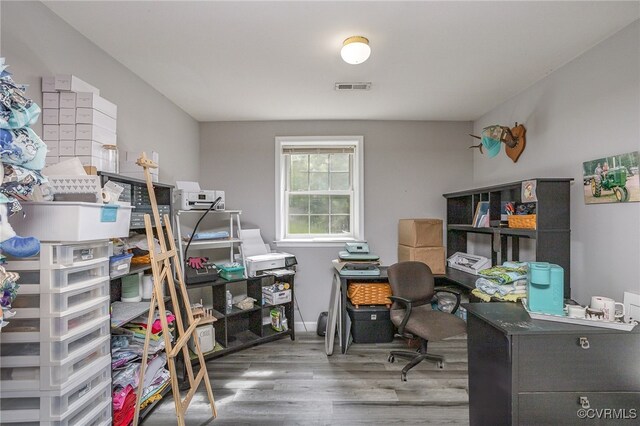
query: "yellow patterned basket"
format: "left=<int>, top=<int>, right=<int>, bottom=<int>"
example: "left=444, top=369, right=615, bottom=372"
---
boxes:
left=508, top=214, right=537, bottom=229
left=347, top=283, right=392, bottom=308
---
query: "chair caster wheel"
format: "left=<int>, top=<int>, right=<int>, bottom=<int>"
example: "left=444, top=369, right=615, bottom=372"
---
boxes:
left=388, top=355, right=395, bottom=363
left=437, top=361, right=444, bottom=369
left=401, top=372, right=407, bottom=382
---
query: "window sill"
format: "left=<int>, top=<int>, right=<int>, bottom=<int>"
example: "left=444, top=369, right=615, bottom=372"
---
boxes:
left=274, top=238, right=359, bottom=248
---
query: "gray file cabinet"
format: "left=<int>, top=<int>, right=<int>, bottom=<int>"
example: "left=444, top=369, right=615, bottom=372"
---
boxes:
left=465, top=303, right=640, bottom=425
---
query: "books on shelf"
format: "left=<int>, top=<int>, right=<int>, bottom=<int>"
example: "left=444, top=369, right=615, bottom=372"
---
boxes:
left=472, top=201, right=490, bottom=228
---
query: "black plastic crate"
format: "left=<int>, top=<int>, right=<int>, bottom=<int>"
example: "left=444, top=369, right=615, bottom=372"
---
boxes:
left=346, top=302, right=394, bottom=343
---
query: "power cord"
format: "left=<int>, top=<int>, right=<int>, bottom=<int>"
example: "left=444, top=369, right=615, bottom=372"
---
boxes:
left=183, top=197, right=222, bottom=261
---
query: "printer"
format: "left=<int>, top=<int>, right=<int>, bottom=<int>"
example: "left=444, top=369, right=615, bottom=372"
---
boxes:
left=175, top=181, right=225, bottom=211
left=245, top=252, right=297, bottom=277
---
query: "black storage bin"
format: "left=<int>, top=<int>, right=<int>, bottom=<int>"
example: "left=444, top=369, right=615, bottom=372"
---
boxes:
left=346, top=303, right=394, bottom=343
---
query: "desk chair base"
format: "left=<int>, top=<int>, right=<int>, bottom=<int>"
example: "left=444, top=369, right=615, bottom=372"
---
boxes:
left=388, top=339, right=444, bottom=381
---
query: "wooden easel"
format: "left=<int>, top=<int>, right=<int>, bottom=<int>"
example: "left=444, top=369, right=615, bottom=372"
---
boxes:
left=132, top=152, right=217, bottom=426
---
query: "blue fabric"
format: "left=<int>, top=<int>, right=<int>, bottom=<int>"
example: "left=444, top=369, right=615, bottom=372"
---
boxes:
left=0, top=127, right=47, bottom=170
left=0, top=235, right=40, bottom=258
left=481, top=135, right=501, bottom=158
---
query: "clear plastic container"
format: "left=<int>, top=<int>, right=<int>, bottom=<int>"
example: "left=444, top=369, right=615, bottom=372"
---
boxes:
left=12, top=261, right=109, bottom=293
left=6, top=241, right=111, bottom=270
left=41, top=280, right=109, bottom=315
left=101, top=144, right=119, bottom=174
left=109, top=253, right=133, bottom=278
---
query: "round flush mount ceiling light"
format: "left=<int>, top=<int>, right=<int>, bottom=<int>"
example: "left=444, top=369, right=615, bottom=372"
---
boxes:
left=341, top=36, right=371, bottom=65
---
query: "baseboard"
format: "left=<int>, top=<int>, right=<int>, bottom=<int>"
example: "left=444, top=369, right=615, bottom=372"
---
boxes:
left=294, top=321, right=316, bottom=333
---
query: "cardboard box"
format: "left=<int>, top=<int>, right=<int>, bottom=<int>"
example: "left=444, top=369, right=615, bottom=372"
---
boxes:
left=76, top=124, right=116, bottom=145
left=75, top=140, right=103, bottom=157
left=46, top=140, right=59, bottom=156
left=397, top=245, right=446, bottom=275
left=42, top=93, right=59, bottom=109
left=42, top=125, right=59, bottom=141
left=42, top=108, right=59, bottom=125
left=58, top=140, right=75, bottom=156
left=76, top=92, right=117, bottom=118
left=54, top=74, right=99, bottom=94
left=59, top=124, right=76, bottom=140
left=58, top=108, right=76, bottom=125
left=398, top=218, right=443, bottom=247
left=59, top=92, right=76, bottom=109
left=42, top=76, right=56, bottom=92
left=76, top=108, right=116, bottom=132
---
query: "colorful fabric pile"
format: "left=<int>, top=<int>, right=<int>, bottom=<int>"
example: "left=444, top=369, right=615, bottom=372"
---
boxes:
left=111, top=311, right=175, bottom=422
left=0, top=57, right=47, bottom=259
left=0, top=265, right=19, bottom=329
left=472, top=261, right=528, bottom=302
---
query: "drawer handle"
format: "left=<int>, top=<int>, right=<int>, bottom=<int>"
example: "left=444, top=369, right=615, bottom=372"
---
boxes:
left=579, top=396, right=590, bottom=409
left=579, top=337, right=590, bottom=349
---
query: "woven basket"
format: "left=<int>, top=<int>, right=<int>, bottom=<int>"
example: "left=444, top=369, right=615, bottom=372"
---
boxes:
left=508, top=214, right=537, bottom=229
left=347, top=283, right=392, bottom=308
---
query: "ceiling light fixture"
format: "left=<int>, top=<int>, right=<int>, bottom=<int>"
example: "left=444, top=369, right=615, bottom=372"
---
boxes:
left=341, top=36, right=370, bottom=65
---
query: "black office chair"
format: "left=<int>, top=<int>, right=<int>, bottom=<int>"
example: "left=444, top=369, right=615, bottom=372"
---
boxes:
left=387, top=261, right=467, bottom=381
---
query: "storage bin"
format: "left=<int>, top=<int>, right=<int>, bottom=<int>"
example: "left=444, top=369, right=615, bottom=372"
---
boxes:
left=347, top=283, right=392, bottom=308
left=0, top=363, right=110, bottom=421
left=10, top=260, right=109, bottom=293
left=9, top=202, right=133, bottom=242
left=109, top=253, right=133, bottom=277
left=262, top=288, right=291, bottom=305
left=41, top=397, right=111, bottom=426
left=218, top=263, right=245, bottom=280
left=508, top=214, right=537, bottom=229
left=11, top=280, right=109, bottom=317
left=346, top=303, right=395, bottom=343
left=7, top=241, right=111, bottom=270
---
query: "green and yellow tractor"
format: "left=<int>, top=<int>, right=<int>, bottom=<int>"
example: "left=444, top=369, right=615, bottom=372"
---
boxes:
left=591, top=166, right=629, bottom=202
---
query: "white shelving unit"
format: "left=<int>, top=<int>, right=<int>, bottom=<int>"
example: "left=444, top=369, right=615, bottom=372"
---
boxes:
left=174, top=209, right=246, bottom=274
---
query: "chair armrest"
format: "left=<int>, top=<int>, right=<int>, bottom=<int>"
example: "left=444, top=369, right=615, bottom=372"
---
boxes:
left=388, top=296, right=412, bottom=335
left=434, top=287, right=462, bottom=314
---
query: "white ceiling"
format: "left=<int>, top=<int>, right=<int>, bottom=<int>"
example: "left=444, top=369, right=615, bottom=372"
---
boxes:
left=43, top=1, right=639, bottom=122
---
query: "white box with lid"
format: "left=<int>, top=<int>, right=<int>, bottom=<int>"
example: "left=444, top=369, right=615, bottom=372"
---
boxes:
left=76, top=92, right=117, bottom=118
left=58, top=108, right=75, bottom=125
left=54, top=74, right=99, bottom=94
left=75, top=124, right=116, bottom=145
left=9, top=202, right=133, bottom=242
left=75, top=140, right=103, bottom=157
left=58, top=124, right=75, bottom=140
left=75, top=108, right=116, bottom=132
left=42, top=76, right=56, bottom=92
left=42, top=108, right=59, bottom=125
left=42, top=93, right=60, bottom=109
left=59, top=92, right=76, bottom=109
left=46, top=141, right=59, bottom=156
left=58, top=140, right=74, bottom=156
left=43, top=125, right=59, bottom=141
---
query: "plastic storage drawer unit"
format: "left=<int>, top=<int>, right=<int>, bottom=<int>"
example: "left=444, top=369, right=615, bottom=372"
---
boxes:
left=12, top=260, right=109, bottom=293
left=346, top=303, right=395, bottom=343
left=5, top=241, right=111, bottom=269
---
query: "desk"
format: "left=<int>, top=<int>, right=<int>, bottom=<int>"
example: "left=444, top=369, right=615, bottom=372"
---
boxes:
left=465, top=302, right=640, bottom=425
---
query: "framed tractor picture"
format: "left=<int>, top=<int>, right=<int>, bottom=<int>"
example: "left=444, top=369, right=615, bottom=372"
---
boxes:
left=582, top=151, right=640, bottom=204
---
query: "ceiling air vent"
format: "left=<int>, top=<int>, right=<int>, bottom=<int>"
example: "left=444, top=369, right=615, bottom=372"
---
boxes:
left=335, top=82, right=371, bottom=91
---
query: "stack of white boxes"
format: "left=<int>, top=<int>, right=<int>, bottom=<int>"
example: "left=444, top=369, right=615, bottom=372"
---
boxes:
left=0, top=242, right=113, bottom=425
left=41, top=75, right=117, bottom=170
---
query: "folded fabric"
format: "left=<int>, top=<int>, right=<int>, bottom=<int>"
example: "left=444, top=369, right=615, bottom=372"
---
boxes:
left=2, top=163, right=47, bottom=199
left=475, top=277, right=527, bottom=296
left=478, top=264, right=528, bottom=285
left=0, top=127, right=47, bottom=170
left=472, top=288, right=525, bottom=303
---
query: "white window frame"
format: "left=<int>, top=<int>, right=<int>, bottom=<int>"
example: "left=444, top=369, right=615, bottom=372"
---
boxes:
left=275, top=136, right=364, bottom=247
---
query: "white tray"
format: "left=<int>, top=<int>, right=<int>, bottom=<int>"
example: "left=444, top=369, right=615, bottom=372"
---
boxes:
left=523, top=300, right=637, bottom=331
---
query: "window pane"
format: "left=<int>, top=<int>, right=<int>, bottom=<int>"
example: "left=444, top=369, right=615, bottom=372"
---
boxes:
left=331, top=215, right=350, bottom=234
left=310, top=195, right=330, bottom=214
left=331, top=195, right=350, bottom=214
left=309, top=154, right=329, bottom=172
left=290, top=172, right=308, bottom=191
left=330, top=172, right=350, bottom=190
left=288, top=215, right=309, bottom=234
left=330, top=153, right=349, bottom=172
left=291, top=154, right=308, bottom=172
left=309, top=172, right=329, bottom=190
left=310, top=215, right=329, bottom=234
left=289, top=195, right=309, bottom=214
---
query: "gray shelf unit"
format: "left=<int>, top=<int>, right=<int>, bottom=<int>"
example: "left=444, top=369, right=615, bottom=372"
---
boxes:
left=443, top=178, right=573, bottom=298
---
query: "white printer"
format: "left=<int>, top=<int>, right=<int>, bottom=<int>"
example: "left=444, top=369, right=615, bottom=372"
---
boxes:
left=245, top=252, right=297, bottom=277
left=175, top=181, right=225, bottom=211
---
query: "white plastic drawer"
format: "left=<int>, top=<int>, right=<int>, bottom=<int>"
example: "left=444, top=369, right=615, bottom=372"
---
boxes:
left=1, top=321, right=109, bottom=367
left=0, top=298, right=109, bottom=343
left=0, top=341, right=110, bottom=391
left=41, top=397, right=111, bottom=426
left=8, top=280, right=109, bottom=318
left=0, top=364, right=110, bottom=421
left=5, top=241, right=110, bottom=269
left=9, top=260, right=109, bottom=293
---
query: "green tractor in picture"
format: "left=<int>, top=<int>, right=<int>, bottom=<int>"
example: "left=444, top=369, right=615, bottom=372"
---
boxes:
left=591, top=166, right=630, bottom=202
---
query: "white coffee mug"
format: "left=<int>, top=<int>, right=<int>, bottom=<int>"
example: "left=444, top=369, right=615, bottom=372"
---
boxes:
left=567, top=305, right=586, bottom=319
left=591, top=296, right=625, bottom=322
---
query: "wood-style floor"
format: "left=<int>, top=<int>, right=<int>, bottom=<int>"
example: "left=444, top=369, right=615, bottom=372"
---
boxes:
left=144, top=332, right=469, bottom=425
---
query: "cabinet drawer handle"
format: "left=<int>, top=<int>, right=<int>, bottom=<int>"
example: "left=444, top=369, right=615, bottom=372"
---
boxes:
left=579, top=337, right=590, bottom=349
left=579, top=396, right=590, bottom=409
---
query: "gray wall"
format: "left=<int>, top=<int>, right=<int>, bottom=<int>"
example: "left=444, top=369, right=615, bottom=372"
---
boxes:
left=0, top=1, right=199, bottom=183
left=200, top=121, right=473, bottom=326
left=473, top=21, right=640, bottom=305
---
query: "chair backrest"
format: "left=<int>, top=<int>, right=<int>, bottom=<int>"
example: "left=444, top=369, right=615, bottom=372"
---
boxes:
left=387, top=261, right=435, bottom=306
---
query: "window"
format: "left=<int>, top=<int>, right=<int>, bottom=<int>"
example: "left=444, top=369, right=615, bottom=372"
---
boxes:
left=275, top=136, right=363, bottom=246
